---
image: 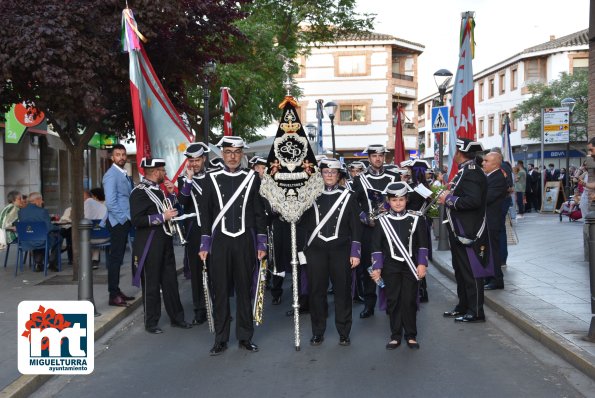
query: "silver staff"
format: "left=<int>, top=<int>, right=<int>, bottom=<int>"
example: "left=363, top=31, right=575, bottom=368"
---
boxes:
left=202, top=259, right=214, bottom=333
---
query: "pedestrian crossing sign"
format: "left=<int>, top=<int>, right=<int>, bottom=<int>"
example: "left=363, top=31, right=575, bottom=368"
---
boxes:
left=431, top=106, right=449, bottom=133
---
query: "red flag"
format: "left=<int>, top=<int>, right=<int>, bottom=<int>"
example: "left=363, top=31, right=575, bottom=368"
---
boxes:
left=393, top=104, right=407, bottom=165
left=447, top=12, right=476, bottom=182
left=122, top=8, right=192, bottom=180
left=221, top=87, right=234, bottom=136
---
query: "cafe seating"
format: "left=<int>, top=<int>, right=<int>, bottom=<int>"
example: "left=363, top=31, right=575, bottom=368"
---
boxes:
left=14, top=221, right=61, bottom=276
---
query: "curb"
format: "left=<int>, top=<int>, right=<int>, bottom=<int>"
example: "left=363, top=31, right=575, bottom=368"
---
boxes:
left=431, top=254, right=595, bottom=381
left=1, top=264, right=185, bottom=398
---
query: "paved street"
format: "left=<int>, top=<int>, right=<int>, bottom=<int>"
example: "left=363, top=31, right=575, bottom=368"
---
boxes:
left=31, top=271, right=592, bottom=398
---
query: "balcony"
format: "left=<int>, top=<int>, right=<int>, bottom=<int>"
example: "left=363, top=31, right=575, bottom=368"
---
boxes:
left=392, top=72, right=414, bottom=81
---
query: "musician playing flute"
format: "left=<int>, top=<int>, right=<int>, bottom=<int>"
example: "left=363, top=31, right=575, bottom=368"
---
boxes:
left=199, top=136, right=267, bottom=356
left=370, top=182, right=428, bottom=350
left=300, top=159, right=362, bottom=346
left=130, top=158, right=192, bottom=334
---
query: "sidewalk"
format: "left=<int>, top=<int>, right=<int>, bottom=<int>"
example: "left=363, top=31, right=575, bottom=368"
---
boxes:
left=431, top=211, right=595, bottom=379
left=0, top=243, right=186, bottom=397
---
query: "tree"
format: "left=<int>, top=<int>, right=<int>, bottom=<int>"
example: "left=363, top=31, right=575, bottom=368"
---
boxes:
left=0, top=0, right=249, bottom=279
left=191, top=0, right=375, bottom=140
left=516, top=70, right=588, bottom=141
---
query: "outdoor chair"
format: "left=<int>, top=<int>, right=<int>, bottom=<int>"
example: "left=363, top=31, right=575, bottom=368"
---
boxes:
left=90, top=219, right=111, bottom=266
left=14, top=221, right=59, bottom=276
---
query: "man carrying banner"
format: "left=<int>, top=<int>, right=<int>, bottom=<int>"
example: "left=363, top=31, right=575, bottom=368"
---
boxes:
left=199, top=136, right=267, bottom=356
left=352, top=144, right=400, bottom=318
left=438, top=139, right=491, bottom=323
left=131, top=158, right=192, bottom=334
left=177, top=142, right=210, bottom=326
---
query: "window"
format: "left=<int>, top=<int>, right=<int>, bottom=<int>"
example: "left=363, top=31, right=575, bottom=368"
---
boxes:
left=478, top=117, right=485, bottom=138
left=488, top=77, right=495, bottom=98
left=510, top=66, right=518, bottom=90
left=294, top=55, right=306, bottom=78
left=498, top=112, right=507, bottom=134
left=488, top=115, right=494, bottom=136
left=525, top=58, right=546, bottom=83
left=510, top=109, right=518, bottom=131
left=335, top=53, right=369, bottom=76
left=499, top=72, right=506, bottom=94
left=478, top=81, right=484, bottom=102
left=336, top=101, right=372, bottom=125
left=572, top=57, right=588, bottom=74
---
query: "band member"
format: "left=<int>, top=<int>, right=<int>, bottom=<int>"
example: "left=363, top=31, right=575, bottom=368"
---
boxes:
left=400, top=159, right=433, bottom=302
left=352, top=144, right=400, bottom=318
left=370, top=182, right=428, bottom=349
left=199, top=136, right=267, bottom=356
left=348, top=161, right=366, bottom=180
left=438, top=139, right=490, bottom=323
left=249, top=156, right=268, bottom=179
left=177, top=142, right=210, bottom=325
left=301, top=159, right=362, bottom=346
left=130, top=158, right=192, bottom=334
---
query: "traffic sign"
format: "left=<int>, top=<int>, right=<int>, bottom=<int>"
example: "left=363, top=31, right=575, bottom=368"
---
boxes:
left=543, top=107, right=569, bottom=144
left=431, top=106, right=449, bottom=133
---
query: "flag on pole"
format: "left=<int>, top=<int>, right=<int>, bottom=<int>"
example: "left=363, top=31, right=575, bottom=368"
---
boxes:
left=447, top=12, right=476, bottom=182
left=501, top=114, right=513, bottom=164
left=121, top=8, right=193, bottom=180
left=393, top=104, right=407, bottom=165
left=315, top=99, right=324, bottom=155
left=220, top=87, right=234, bottom=136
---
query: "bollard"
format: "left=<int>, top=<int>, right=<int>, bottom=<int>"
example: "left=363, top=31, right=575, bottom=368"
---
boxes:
left=437, top=204, right=450, bottom=251
left=586, top=211, right=595, bottom=341
left=78, top=219, right=101, bottom=317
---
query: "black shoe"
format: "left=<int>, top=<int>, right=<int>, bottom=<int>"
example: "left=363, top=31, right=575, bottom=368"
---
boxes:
left=92, top=260, right=99, bottom=270
left=310, top=335, right=324, bottom=346
left=484, top=283, right=504, bottom=290
left=339, top=335, right=350, bottom=346
left=146, top=326, right=163, bottom=334
left=192, top=316, right=207, bottom=326
left=286, top=308, right=309, bottom=316
left=108, top=295, right=129, bottom=307
left=171, top=321, right=192, bottom=329
left=34, top=263, right=43, bottom=272
left=238, top=340, right=259, bottom=352
left=385, top=340, right=401, bottom=350
left=454, top=314, right=486, bottom=323
left=406, top=340, right=420, bottom=349
left=359, top=308, right=374, bottom=319
left=272, top=297, right=282, bottom=305
left=443, top=309, right=465, bottom=318
left=210, top=342, right=228, bottom=356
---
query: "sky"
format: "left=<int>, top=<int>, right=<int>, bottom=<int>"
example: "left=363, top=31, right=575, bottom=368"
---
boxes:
left=356, top=0, right=590, bottom=98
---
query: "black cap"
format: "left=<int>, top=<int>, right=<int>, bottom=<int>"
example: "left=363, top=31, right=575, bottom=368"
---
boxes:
left=140, top=157, right=166, bottom=168
left=385, top=182, right=413, bottom=197
left=456, top=138, right=484, bottom=153
left=216, top=136, right=249, bottom=148
left=184, top=142, right=210, bottom=158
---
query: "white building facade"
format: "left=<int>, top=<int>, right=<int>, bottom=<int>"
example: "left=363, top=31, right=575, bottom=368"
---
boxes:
left=419, top=29, right=588, bottom=168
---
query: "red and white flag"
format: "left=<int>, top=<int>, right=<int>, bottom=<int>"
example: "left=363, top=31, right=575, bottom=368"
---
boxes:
left=447, top=12, right=476, bottom=182
left=122, top=8, right=192, bottom=179
left=220, top=87, right=234, bottom=136
left=393, top=104, right=407, bottom=165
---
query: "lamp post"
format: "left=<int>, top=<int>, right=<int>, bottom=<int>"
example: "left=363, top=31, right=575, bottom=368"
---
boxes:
left=202, top=60, right=217, bottom=151
left=324, top=101, right=338, bottom=158
left=561, top=97, right=576, bottom=198
left=434, top=68, right=453, bottom=251
left=305, top=123, right=317, bottom=154
left=521, top=144, right=528, bottom=165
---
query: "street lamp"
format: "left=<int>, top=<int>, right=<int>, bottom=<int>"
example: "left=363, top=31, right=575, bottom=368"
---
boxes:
left=305, top=123, right=317, bottom=153
left=202, top=60, right=217, bottom=151
left=433, top=68, right=453, bottom=252
left=561, top=97, right=576, bottom=197
left=324, top=101, right=338, bottom=158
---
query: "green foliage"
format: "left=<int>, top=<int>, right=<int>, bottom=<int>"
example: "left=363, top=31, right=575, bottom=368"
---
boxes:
left=426, top=184, right=442, bottom=218
left=195, top=0, right=375, bottom=141
left=515, top=70, right=588, bottom=141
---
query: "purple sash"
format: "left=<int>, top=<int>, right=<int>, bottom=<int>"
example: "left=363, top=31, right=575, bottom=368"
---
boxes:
left=132, top=230, right=155, bottom=288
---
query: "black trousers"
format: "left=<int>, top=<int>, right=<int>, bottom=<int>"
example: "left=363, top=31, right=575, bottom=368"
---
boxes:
left=184, top=220, right=206, bottom=320
left=210, top=233, right=256, bottom=344
left=487, top=229, right=502, bottom=285
left=358, top=224, right=377, bottom=309
left=270, top=218, right=291, bottom=299
left=449, top=234, right=484, bottom=318
left=384, top=260, right=418, bottom=341
left=107, top=220, right=131, bottom=298
left=137, top=233, right=185, bottom=328
left=305, top=243, right=352, bottom=337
